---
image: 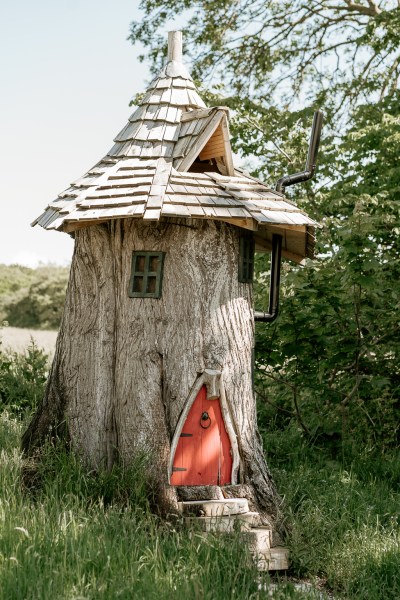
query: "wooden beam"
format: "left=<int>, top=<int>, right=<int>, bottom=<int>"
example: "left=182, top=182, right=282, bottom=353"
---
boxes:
left=167, top=31, right=182, bottom=62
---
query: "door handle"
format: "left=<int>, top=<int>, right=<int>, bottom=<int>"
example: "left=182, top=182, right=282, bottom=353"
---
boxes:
left=200, top=411, right=211, bottom=429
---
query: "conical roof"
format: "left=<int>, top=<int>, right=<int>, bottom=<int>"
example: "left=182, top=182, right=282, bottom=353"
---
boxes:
left=32, top=31, right=318, bottom=263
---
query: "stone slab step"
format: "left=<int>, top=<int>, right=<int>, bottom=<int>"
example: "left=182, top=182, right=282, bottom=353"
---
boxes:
left=256, top=547, right=289, bottom=571
left=177, top=486, right=223, bottom=501
left=178, top=498, right=249, bottom=517
left=184, top=511, right=259, bottom=532
left=243, top=526, right=272, bottom=556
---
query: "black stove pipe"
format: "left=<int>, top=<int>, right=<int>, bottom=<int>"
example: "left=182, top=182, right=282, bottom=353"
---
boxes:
left=254, top=233, right=283, bottom=323
left=275, top=110, right=323, bottom=193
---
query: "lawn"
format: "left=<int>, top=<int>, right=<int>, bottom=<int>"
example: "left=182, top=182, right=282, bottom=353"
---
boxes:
left=0, top=343, right=399, bottom=599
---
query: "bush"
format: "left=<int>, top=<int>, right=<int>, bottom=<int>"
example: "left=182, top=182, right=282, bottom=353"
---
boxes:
left=0, top=340, right=48, bottom=416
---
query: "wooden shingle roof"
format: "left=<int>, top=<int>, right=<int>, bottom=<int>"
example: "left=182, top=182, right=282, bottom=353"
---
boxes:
left=32, top=31, right=318, bottom=263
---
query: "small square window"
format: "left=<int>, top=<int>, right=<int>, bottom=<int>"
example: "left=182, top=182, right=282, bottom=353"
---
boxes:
left=129, top=251, right=165, bottom=298
left=238, top=235, right=255, bottom=283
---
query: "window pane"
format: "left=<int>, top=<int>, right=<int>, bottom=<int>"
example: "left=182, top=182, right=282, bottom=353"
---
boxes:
left=135, top=255, right=146, bottom=273
left=149, top=256, right=159, bottom=273
left=146, top=276, right=157, bottom=294
left=133, top=276, right=144, bottom=293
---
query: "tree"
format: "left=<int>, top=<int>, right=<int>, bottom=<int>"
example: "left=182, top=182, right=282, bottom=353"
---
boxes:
left=130, top=1, right=400, bottom=451
left=23, top=34, right=298, bottom=531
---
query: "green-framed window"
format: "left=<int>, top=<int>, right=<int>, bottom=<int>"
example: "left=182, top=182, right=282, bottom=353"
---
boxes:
left=128, top=251, right=165, bottom=298
left=238, top=235, right=255, bottom=283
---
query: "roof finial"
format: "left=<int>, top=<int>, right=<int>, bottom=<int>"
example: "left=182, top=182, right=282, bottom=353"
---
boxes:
left=168, top=31, right=183, bottom=62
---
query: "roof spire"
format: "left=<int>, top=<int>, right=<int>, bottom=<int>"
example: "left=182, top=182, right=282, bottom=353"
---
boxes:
left=168, top=31, right=183, bottom=63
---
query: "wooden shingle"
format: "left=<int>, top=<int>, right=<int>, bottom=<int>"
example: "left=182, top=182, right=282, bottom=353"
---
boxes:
left=32, top=32, right=318, bottom=262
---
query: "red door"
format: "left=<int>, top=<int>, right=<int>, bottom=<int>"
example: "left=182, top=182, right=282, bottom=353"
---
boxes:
left=170, top=385, right=233, bottom=486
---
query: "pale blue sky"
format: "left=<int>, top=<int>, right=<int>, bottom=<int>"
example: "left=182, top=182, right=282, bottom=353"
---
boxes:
left=0, top=2, right=158, bottom=265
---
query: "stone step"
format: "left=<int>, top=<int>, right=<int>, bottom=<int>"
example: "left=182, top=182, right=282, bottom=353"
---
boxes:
left=177, top=485, right=223, bottom=501
left=243, top=526, right=272, bottom=556
left=256, top=547, right=289, bottom=571
left=184, top=511, right=259, bottom=532
left=178, top=498, right=249, bottom=517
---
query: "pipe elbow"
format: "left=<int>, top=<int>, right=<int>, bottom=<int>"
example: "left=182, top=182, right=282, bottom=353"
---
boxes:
left=254, top=310, right=279, bottom=323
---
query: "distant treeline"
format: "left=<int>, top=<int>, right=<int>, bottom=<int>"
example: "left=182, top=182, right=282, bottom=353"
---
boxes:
left=0, top=264, right=69, bottom=330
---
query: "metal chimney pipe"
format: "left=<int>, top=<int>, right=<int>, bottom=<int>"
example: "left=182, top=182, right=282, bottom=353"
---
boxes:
left=275, top=110, right=323, bottom=193
left=168, top=31, right=183, bottom=62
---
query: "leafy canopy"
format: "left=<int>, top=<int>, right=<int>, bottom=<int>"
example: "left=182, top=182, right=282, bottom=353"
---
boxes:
left=130, top=2, right=400, bottom=452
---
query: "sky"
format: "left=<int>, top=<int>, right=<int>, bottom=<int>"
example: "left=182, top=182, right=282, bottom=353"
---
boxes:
left=0, top=1, right=155, bottom=266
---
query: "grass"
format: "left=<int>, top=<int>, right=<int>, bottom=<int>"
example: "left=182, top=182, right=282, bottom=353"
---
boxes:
left=264, top=425, right=400, bottom=599
left=0, top=402, right=399, bottom=598
left=1, top=415, right=399, bottom=600
left=0, top=414, right=271, bottom=600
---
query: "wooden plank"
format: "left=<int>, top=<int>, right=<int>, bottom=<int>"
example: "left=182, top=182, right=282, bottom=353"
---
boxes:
left=199, top=124, right=226, bottom=160
left=143, top=208, right=161, bottom=220
left=220, top=117, right=235, bottom=176
left=146, top=196, right=163, bottom=209
left=172, top=135, right=191, bottom=158
left=114, top=121, right=141, bottom=142
left=166, top=106, right=180, bottom=122
left=167, top=30, right=183, bottom=62
left=134, top=123, right=152, bottom=141
left=147, top=122, right=166, bottom=141
left=140, top=142, right=163, bottom=157
left=78, top=199, right=132, bottom=209
left=169, top=194, right=199, bottom=205
left=199, top=147, right=225, bottom=160
left=170, top=87, right=191, bottom=105
left=154, top=77, right=171, bottom=89
left=163, top=123, right=180, bottom=142
left=99, top=177, right=153, bottom=187
left=128, top=104, right=147, bottom=122
left=160, top=87, right=172, bottom=103
left=142, top=104, right=159, bottom=120
left=160, top=142, right=174, bottom=158
left=180, top=108, right=214, bottom=122
left=187, top=89, right=206, bottom=107
left=212, top=207, right=233, bottom=218
left=147, top=90, right=165, bottom=104
left=228, top=207, right=250, bottom=218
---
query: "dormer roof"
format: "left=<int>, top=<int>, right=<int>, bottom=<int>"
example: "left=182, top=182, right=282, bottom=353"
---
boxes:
left=32, top=31, right=318, bottom=263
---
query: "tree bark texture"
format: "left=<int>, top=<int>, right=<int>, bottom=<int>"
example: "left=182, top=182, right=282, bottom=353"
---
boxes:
left=22, top=218, right=282, bottom=528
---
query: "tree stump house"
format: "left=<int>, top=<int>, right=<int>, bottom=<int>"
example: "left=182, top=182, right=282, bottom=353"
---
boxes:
left=24, top=32, right=318, bottom=555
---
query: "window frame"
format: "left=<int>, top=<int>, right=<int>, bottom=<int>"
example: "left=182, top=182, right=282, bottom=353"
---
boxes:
left=128, top=251, right=165, bottom=299
left=238, top=235, right=255, bottom=284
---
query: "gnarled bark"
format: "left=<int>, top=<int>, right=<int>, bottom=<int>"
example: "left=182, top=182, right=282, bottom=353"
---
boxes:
left=22, top=218, right=283, bottom=529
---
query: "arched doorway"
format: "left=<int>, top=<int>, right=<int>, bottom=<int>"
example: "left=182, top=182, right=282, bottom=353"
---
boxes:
left=170, top=385, right=233, bottom=486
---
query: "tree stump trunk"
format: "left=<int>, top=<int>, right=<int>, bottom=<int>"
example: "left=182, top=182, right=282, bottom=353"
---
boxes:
left=22, top=218, right=283, bottom=530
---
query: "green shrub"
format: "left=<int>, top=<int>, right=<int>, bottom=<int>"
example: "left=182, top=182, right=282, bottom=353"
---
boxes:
left=0, top=341, right=48, bottom=416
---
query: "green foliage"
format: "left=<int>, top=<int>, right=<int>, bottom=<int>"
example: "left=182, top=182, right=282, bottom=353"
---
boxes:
left=0, top=341, right=48, bottom=417
left=264, top=426, right=400, bottom=599
left=131, top=0, right=400, bottom=455
left=255, top=92, right=400, bottom=452
left=0, top=264, right=69, bottom=330
left=1, top=410, right=399, bottom=599
left=0, top=415, right=266, bottom=600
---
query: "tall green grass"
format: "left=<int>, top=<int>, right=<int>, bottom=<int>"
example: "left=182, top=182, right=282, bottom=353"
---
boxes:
left=1, top=414, right=271, bottom=600
left=1, top=337, right=399, bottom=599
left=264, top=424, right=400, bottom=599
